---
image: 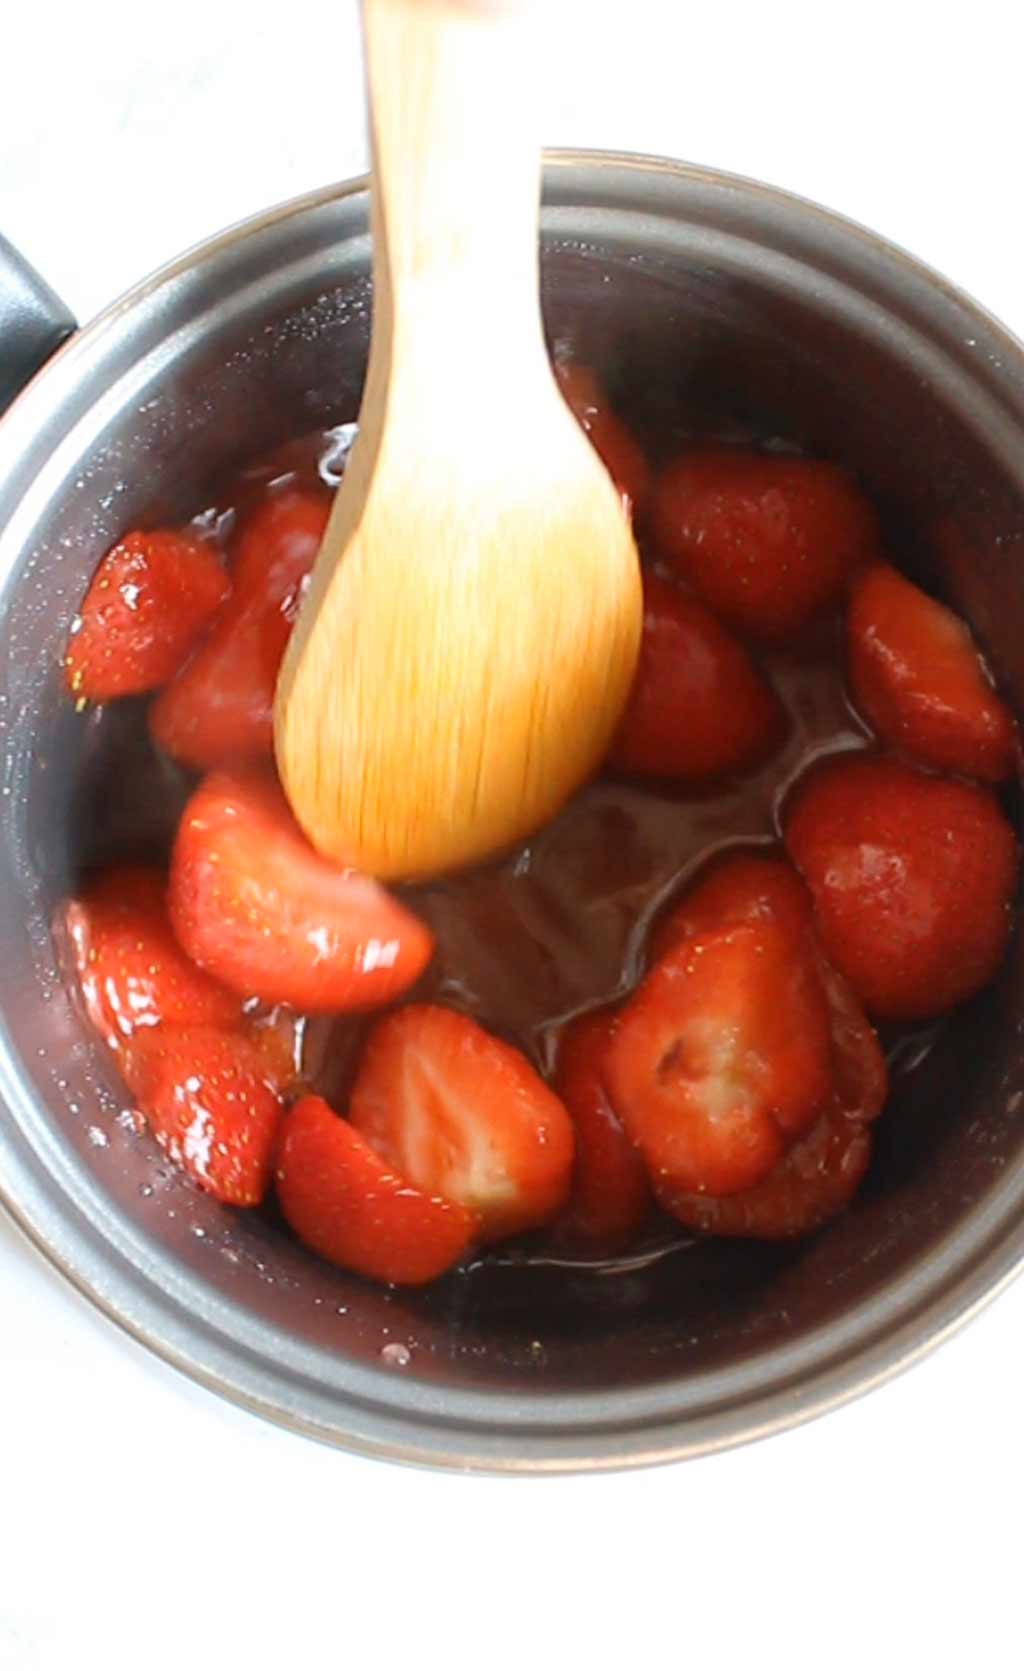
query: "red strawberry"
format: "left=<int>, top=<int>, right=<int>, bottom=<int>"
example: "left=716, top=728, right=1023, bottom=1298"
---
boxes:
left=125, top=1024, right=284, bottom=1207
left=648, top=859, right=883, bottom=1237
left=605, top=914, right=834, bottom=1198
left=652, top=852, right=888, bottom=1125
left=276, top=1095, right=478, bottom=1285
left=169, top=767, right=434, bottom=1012
left=554, top=1010, right=652, bottom=1240
left=818, top=953, right=888, bottom=1125
left=349, top=1004, right=575, bottom=1240
left=608, top=573, right=784, bottom=780
left=555, top=360, right=651, bottom=516
left=656, top=1107, right=873, bottom=1240
left=150, top=487, right=330, bottom=769
left=65, top=529, right=228, bottom=702
left=650, top=851, right=813, bottom=964
left=651, top=448, right=880, bottom=641
left=847, top=562, right=1016, bottom=782
left=65, top=865, right=241, bottom=1051
left=786, top=754, right=1018, bottom=1019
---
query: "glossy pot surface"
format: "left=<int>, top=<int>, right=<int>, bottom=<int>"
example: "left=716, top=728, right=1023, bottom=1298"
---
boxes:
left=2, top=153, right=1023, bottom=1470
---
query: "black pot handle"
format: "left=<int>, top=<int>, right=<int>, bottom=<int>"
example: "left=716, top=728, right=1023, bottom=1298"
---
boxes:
left=0, top=233, right=76, bottom=416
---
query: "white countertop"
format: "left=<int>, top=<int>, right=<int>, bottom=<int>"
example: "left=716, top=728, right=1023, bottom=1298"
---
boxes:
left=3, top=2, right=1022, bottom=1665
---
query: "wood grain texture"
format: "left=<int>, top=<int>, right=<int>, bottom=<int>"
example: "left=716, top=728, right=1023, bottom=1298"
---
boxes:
left=275, top=0, right=641, bottom=878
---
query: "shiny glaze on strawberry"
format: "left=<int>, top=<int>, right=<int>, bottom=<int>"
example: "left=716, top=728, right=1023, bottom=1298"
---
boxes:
left=66, top=407, right=1017, bottom=1303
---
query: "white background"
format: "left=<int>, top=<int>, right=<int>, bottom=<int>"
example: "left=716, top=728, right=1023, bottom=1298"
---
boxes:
left=2, top=2, right=1022, bottom=1665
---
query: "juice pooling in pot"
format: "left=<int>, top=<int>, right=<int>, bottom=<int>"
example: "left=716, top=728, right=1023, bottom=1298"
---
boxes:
left=60, top=371, right=1020, bottom=1297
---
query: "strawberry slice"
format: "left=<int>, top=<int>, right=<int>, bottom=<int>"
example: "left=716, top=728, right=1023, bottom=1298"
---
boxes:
left=786, top=754, right=1018, bottom=1019
left=609, top=573, right=784, bottom=780
left=65, top=865, right=242, bottom=1051
left=656, top=1107, right=873, bottom=1240
left=652, top=851, right=887, bottom=1116
left=605, top=914, right=834, bottom=1198
left=554, top=1009, right=652, bottom=1241
left=847, top=562, right=1016, bottom=782
left=555, top=360, right=651, bottom=516
left=150, top=487, right=330, bottom=769
left=349, top=1004, right=575, bottom=1240
left=646, top=858, right=882, bottom=1236
left=125, top=1024, right=284, bottom=1207
left=651, top=448, right=880, bottom=641
left=65, top=529, right=229, bottom=702
left=276, top=1095, right=478, bottom=1285
left=817, top=953, right=887, bottom=1125
left=558, top=885, right=879, bottom=1238
left=169, top=767, right=434, bottom=1012
left=650, top=851, right=814, bottom=963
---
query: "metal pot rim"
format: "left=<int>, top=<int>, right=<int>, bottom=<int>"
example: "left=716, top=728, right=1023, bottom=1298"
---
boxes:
left=3, top=148, right=1024, bottom=1473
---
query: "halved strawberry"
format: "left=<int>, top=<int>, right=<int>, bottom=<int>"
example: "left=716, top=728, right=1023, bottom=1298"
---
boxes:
left=168, top=767, right=434, bottom=1012
left=555, top=360, right=651, bottom=516
left=554, top=1009, right=652, bottom=1241
left=349, top=1004, right=575, bottom=1240
left=847, top=562, right=1016, bottom=782
left=646, top=857, right=882, bottom=1236
left=276, top=1095, right=478, bottom=1285
left=125, top=1024, right=284, bottom=1207
left=605, top=915, right=834, bottom=1198
left=65, top=865, right=242, bottom=1051
left=786, top=753, right=1018, bottom=1019
left=650, top=850, right=813, bottom=963
left=651, top=448, right=880, bottom=641
left=652, top=851, right=887, bottom=1122
left=608, top=573, right=784, bottom=780
left=656, top=1106, right=873, bottom=1240
left=149, top=487, right=330, bottom=769
left=817, top=953, right=888, bottom=1125
left=65, top=529, right=229, bottom=702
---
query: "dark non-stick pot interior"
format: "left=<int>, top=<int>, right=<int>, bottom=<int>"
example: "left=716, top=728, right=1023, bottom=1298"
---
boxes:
left=2, top=159, right=1023, bottom=1461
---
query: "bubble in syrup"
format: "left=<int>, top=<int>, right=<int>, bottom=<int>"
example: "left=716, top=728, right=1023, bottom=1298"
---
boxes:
left=380, top=1342, right=412, bottom=1368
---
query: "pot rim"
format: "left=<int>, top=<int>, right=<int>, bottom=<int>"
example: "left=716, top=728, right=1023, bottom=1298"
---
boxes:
left=3, top=147, right=1024, bottom=1473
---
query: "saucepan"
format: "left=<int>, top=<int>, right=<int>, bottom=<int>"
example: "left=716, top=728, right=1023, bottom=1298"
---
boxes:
left=2, top=151, right=1023, bottom=1470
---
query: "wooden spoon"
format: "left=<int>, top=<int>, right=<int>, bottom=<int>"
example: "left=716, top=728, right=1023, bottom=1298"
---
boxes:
left=275, top=0, right=642, bottom=880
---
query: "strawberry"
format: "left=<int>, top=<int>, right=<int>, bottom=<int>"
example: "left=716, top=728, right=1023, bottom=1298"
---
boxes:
left=349, top=1004, right=575, bottom=1240
left=817, top=953, right=888, bottom=1125
left=785, top=754, right=1018, bottom=1019
left=125, top=1024, right=284, bottom=1207
left=641, top=856, right=882, bottom=1238
left=150, top=487, right=330, bottom=769
left=276, top=1095, right=478, bottom=1285
left=650, top=448, right=880, bottom=641
left=656, top=1107, right=873, bottom=1240
left=169, top=767, right=434, bottom=1012
left=65, top=865, right=241, bottom=1051
left=608, top=573, right=784, bottom=780
left=554, top=1010, right=652, bottom=1240
left=652, top=851, right=888, bottom=1124
left=555, top=360, right=651, bottom=516
left=65, top=529, right=228, bottom=702
left=650, top=851, right=813, bottom=963
left=847, top=562, right=1016, bottom=782
left=605, top=914, right=834, bottom=1198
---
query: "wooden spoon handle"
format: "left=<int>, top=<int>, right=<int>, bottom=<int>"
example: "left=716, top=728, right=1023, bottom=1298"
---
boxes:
left=360, top=0, right=545, bottom=375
